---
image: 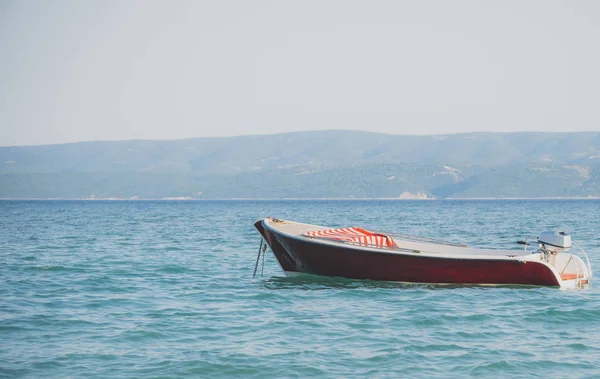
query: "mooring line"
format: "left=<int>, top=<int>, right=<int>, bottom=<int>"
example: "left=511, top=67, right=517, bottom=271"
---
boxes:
left=253, top=238, right=264, bottom=278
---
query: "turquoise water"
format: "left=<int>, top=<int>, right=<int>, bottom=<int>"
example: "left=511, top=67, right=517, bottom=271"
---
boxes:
left=1, top=200, right=600, bottom=378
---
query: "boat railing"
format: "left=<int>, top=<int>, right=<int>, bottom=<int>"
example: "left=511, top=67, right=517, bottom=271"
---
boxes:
left=556, top=240, right=592, bottom=288
left=573, top=240, right=593, bottom=279
left=375, top=231, right=467, bottom=248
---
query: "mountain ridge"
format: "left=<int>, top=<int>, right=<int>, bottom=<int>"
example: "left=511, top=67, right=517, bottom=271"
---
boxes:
left=1, top=130, right=599, bottom=199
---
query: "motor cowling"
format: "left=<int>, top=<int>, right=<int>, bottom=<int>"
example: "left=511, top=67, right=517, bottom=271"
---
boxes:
left=538, top=231, right=571, bottom=253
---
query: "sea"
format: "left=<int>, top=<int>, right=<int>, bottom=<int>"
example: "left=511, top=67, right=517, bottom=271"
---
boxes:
left=1, top=199, right=599, bottom=378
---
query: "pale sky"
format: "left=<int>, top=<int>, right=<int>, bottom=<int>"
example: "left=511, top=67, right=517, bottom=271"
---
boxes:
left=1, top=0, right=599, bottom=146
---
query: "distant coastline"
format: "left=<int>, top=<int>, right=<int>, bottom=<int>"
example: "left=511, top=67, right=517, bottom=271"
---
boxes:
left=1, top=197, right=599, bottom=201
left=2, top=131, right=599, bottom=199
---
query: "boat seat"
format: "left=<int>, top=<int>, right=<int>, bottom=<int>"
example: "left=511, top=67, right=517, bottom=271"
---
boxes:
left=303, top=227, right=398, bottom=248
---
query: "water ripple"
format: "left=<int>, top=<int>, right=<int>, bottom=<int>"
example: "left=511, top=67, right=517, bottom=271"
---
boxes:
left=1, top=200, right=599, bottom=378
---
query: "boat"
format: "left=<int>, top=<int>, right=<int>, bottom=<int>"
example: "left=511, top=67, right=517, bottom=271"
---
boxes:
left=254, top=217, right=592, bottom=288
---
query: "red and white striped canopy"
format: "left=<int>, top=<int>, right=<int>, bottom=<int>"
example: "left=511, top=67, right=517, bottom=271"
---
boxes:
left=303, top=227, right=397, bottom=248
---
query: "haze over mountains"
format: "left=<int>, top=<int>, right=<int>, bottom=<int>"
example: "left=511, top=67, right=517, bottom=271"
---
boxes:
left=1, top=131, right=599, bottom=199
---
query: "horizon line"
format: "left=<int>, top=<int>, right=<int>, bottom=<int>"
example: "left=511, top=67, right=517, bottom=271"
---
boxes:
left=1, top=129, right=598, bottom=148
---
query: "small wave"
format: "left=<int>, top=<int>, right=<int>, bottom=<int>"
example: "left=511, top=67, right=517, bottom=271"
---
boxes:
left=163, top=246, right=184, bottom=252
left=157, top=265, right=192, bottom=274
left=261, top=275, right=446, bottom=290
left=34, top=265, right=67, bottom=272
left=523, top=306, right=600, bottom=323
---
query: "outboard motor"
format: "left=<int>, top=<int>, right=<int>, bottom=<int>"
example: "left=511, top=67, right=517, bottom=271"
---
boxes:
left=538, top=231, right=571, bottom=263
left=538, top=231, right=571, bottom=252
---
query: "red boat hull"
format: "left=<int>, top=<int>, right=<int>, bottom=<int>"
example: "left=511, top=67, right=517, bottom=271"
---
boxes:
left=255, top=220, right=560, bottom=286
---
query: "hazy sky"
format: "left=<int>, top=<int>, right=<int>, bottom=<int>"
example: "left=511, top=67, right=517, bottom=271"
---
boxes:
left=1, top=0, right=599, bottom=146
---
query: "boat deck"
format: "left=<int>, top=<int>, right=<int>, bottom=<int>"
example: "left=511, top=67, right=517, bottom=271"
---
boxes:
left=265, top=217, right=531, bottom=258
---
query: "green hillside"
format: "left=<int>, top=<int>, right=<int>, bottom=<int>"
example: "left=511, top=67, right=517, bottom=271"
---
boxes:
left=1, top=131, right=599, bottom=199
